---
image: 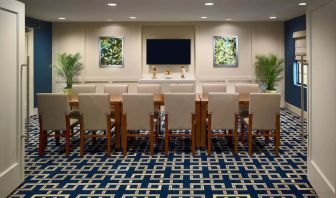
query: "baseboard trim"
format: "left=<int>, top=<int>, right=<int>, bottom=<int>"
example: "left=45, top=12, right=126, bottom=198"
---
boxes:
left=308, top=160, right=335, bottom=197
left=284, top=102, right=307, bottom=119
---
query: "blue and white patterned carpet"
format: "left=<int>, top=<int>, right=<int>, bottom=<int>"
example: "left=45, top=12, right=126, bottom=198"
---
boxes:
left=10, top=109, right=316, bottom=198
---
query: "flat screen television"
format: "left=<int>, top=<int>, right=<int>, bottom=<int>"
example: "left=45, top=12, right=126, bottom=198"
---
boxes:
left=146, top=39, right=191, bottom=65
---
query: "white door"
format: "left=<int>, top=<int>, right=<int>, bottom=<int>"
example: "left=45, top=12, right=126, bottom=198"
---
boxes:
left=0, top=0, right=25, bottom=197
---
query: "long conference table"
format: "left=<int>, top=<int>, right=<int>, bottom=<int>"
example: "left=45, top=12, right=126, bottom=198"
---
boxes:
left=69, top=93, right=249, bottom=149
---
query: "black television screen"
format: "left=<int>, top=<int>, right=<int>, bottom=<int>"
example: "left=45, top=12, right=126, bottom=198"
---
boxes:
left=146, top=39, right=191, bottom=65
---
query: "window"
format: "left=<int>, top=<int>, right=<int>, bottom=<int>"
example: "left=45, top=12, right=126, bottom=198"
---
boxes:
left=293, top=61, right=308, bottom=87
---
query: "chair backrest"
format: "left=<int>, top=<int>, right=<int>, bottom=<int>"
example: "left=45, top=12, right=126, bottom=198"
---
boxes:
left=208, top=93, right=239, bottom=130
left=169, top=84, right=194, bottom=93
left=37, top=93, right=69, bottom=130
left=79, top=93, right=110, bottom=130
left=234, top=84, right=260, bottom=94
left=123, top=93, right=154, bottom=130
left=202, top=84, right=227, bottom=95
left=104, top=84, right=128, bottom=95
left=249, top=93, right=281, bottom=130
left=71, top=85, right=96, bottom=100
left=164, top=93, right=195, bottom=130
left=137, top=84, right=161, bottom=94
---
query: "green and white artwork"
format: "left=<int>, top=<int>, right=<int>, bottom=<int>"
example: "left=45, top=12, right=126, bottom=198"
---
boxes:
left=213, top=36, right=238, bottom=67
left=99, top=37, right=123, bottom=67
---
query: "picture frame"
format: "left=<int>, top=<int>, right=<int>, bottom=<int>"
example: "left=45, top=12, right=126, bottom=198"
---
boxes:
left=99, top=36, right=124, bottom=67
left=213, top=36, right=239, bottom=67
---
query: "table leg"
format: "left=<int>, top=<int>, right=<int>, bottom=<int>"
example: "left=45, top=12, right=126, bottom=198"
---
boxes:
left=195, top=101, right=204, bottom=147
left=199, top=102, right=207, bottom=148
left=114, top=103, right=121, bottom=148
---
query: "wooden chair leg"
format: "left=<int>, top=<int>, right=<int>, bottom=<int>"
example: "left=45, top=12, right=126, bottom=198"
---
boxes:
left=191, top=114, right=196, bottom=156
left=55, top=131, right=60, bottom=146
left=122, top=115, right=127, bottom=157
left=165, top=114, right=169, bottom=157
left=240, top=119, right=245, bottom=144
left=248, top=114, right=253, bottom=156
left=107, top=115, right=112, bottom=156
left=155, top=115, right=160, bottom=144
left=92, top=131, right=97, bottom=146
left=80, top=117, right=84, bottom=157
left=65, top=130, right=70, bottom=156
left=265, top=130, right=270, bottom=144
left=234, top=114, right=239, bottom=155
left=107, top=130, right=111, bottom=157
left=150, top=115, right=154, bottom=156
left=207, top=114, right=212, bottom=156
left=207, top=133, right=211, bottom=156
left=65, top=115, right=71, bottom=156
left=275, top=114, right=280, bottom=156
left=38, top=130, right=45, bottom=156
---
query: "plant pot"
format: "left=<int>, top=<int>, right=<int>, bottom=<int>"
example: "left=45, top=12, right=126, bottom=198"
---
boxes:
left=63, top=88, right=72, bottom=95
left=265, top=89, right=277, bottom=93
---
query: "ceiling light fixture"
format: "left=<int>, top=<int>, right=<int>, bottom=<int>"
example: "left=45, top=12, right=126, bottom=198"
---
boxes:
left=107, top=3, right=117, bottom=6
left=201, top=16, right=207, bottom=19
left=129, top=16, right=136, bottom=19
left=58, top=17, right=66, bottom=20
left=204, top=2, right=214, bottom=6
left=269, top=16, right=277, bottom=19
left=226, top=18, right=232, bottom=21
left=298, top=2, right=307, bottom=6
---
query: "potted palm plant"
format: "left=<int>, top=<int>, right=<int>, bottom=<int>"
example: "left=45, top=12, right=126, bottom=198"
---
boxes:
left=255, top=54, right=284, bottom=92
left=53, top=53, right=84, bottom=94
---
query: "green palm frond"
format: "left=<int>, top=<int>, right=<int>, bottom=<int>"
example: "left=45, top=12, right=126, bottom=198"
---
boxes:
left=255, top=54, right=284, bottom=91
left=53, top=53, right=84, bottom=88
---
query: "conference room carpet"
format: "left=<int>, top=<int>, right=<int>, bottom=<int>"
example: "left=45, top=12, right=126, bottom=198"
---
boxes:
left=10, top=109, right=317, bottom=197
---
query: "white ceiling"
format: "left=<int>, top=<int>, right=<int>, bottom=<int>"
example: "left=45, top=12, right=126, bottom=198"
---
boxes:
left=19, top=0, right=307, bottom=22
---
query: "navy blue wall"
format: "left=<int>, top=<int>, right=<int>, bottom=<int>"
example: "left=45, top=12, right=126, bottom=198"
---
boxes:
left=284, top=15, right=307, bottom=111
left=26, top=18, right=52, bottom=107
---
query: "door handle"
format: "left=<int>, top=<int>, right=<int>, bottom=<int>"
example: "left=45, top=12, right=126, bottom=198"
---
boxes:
left=20, top=56, right=30, bottom=145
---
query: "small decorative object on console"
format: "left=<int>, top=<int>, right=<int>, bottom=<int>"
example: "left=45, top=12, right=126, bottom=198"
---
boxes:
left=152, top=65, right=157, bottom=79
left=181, top=66, right=185, bottom=79
left=164, top=70, right=172, bottom=79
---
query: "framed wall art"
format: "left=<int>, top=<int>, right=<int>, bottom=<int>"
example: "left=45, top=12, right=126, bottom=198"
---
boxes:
left=99, top=36, right=124, bottom=67
left=213, top=36, right=238, bottom=67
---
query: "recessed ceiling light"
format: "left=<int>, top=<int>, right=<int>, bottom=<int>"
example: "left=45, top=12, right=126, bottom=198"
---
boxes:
left=107, top=3, right=117, bottom=6
left=58, top=17, right=66, bottom=20
left=269, top=16, right=277, bottom=19
left=129, top=16, right=136, bottom=19
left=204, top=2, right=214, bottom=6
left=298, top=2, right=307, bottom=6
left=201, top=16, right=207, bottom=19
left=226, top=18, right=232, bottom=21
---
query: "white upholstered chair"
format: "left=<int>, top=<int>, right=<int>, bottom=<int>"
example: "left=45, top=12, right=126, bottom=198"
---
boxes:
left=137, top=84, right=162, bottom=141
left=70, top=85, right=97, bottom=117
left=207, top=93, right=239, bottom=155
left=202, top=84, right=227, bottom=94
left=164, top=93, right=196, bottom=156
left=234, top=83, right=260, bottom=143
left=169, top=84, right=195, bottom=93
left=78, top=93, right=114, bottom=156
left=242, top=93, right=281, bottom=156
left=104, top=84, right=128, bottom=95
left=122, top=93, right=156, bottom=156
left=71, top=85, right=96, bottom=100
left=37, top=93, right=78, bottom=156
left=104, top=84, right=128, bottom=117
left=137, top=84, right=161, bottom=94
left=234, top=83, right=260, bottom=94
